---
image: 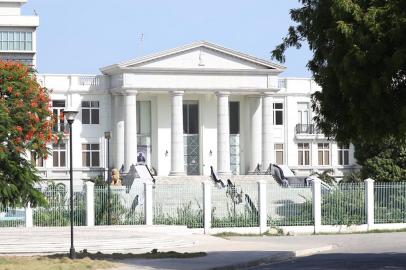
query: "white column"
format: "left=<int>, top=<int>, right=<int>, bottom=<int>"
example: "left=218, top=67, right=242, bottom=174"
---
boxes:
left=262, top=92, right=273, bottom=170
left=248, top=96, right=262, bottom=171
left=365, top=178, right=375, bottom=230
left=85, top=181, right=95, bottom=226
left=216, top=91, right=231, bottom=175
left=114, top=95, right=125, bottom=169
left=144, top=182, right=153, bottom=225
left=170, top=91, right=185, bottom=176
left=25, top=203, right=33, bottom=228
left=312, top=178, right=322, bottom=234
left=258, top=180, right=267, bottom=233
left=124, top=91, right=138, bottom=171
left=203, top=181, right=212, bottom=234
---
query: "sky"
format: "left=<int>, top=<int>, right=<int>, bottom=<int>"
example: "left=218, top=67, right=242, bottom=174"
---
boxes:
left=22, top=0, right=312, bottom=77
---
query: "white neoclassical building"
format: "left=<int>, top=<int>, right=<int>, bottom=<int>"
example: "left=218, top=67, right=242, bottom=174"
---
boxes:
left=1, top=0, right=358, bottom=182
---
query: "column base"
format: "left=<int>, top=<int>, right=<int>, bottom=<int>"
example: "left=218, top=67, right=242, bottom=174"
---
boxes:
left=218, top=171, right=232, bottom=178
left=169, top=171, right=186, bottom=176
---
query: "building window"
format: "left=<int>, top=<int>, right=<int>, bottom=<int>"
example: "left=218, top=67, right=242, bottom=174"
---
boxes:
left=0, top=53, right=33, bottom=65
left=338, top=143, right=350, bottom=165
left=137, top=101, right=151, bottom=135
left=318, top=143, right=330, bottom=165
left=82, top=101, right=99, bottom=124
left=30, top=151, right=43, bottom=167
left=298, top=143, right=310, bottom=165
left=275, top=144, right=284, bottom=164
left=52, top=100, right=65, bottom=133
left=82, top=144, right=100, bottom=167
left=183, top=101, right=199, bottom=134
left=273, top=103, right=283, bottom=125
left=0, top=31, right=32, bottom=51
left=229, top=102, right=240, bottom=134
left=52, top=143, right=66, bottom=167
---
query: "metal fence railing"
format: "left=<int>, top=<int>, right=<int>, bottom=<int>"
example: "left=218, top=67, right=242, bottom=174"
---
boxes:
left=6, top=180, right=406, bottom=229
left=33, top=185, right=86, bottom=227
left=153, top=183, right=203, bottom=228
left=0, top=205, right=25, bottom=227
left=321, top=183, right=365, bottom=225
left=267, top=183, right=313, bottom=226
left=212, top=182, right=259, bottom=228
left=94, top=184, right=145, bottom=225
left=374, top=182, right=406, bottom=224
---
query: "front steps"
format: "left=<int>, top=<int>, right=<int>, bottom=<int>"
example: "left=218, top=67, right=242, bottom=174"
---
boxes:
left=154, top=174, right=277, bottom=184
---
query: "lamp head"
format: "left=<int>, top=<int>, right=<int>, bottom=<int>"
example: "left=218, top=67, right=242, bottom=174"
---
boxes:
left=104, top=131, right=112, bottom=140
left=64, top=108, right=78, bottom=124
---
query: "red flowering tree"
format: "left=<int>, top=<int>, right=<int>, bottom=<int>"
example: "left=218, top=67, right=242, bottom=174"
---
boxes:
left=0, top=61, right=54, bottom=207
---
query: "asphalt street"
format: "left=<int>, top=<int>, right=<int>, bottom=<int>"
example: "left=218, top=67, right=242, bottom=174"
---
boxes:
left=243, top=232, right=406, bottom=270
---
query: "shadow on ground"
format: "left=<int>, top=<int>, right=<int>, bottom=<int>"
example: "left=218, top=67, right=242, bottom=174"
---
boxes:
left=114, top=250, right=296, bottom=270
left=256, top=252, right=406, bottom=270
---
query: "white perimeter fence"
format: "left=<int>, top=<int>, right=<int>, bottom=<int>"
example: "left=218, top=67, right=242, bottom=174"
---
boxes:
left=1, top=179, right=406, bottom=234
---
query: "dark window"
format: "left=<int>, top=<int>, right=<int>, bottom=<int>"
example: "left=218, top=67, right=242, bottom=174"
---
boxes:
left=183, top=102, right=199, bottom=134
left=273, top=103, right=284, bottom=125
left=52, top=143, right=66, bottom=167
left=81, top=101, right=99, bottom=124
left=82, top=144, right=100, bottom=167
left=229, top=102, right=240, bottom=134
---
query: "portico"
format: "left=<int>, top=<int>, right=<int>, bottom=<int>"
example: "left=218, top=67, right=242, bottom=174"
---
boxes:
left=101, top=41, right=284, bottom=176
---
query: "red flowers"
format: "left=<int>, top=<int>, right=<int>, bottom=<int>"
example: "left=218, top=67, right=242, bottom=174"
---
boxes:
left=16, top=126, right=23, bottom=133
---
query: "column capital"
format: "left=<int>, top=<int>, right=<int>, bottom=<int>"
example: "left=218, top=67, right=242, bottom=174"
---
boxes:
left=247, top=94, right=262, bottom=99
left=216, top=91, right=230, bottom=97
left=262, top=91, right=274, bottom=97
left=111, top=88, right=138, bottom=96
left=170, top=90, right=184, bottom=96
left=125, top=89, right=138, bottom=95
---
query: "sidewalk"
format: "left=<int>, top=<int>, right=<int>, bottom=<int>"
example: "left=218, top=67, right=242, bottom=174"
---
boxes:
left=0, top=226, right=334, bottom=270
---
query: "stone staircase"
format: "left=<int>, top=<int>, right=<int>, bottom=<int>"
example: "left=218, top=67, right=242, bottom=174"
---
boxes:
left=155, top=174, right=277, bottom=184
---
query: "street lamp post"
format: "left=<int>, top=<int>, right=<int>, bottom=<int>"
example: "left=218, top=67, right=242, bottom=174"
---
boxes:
left=64, top=108, right=78, bottom=260
left=104, top=131, right=112, bottom=225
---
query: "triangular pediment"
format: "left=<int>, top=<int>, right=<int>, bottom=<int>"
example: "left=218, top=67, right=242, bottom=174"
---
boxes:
left=101, top=41, right=285, bottom=74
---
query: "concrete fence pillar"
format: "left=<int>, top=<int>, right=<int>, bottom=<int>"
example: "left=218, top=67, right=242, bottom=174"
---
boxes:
left=203, top=181, right=212, bottom=234
left=312, top=178, right=321, bottom=234
left=144, top=182, right=153, bottom=225
left=25, top=203, right=33, bottom=228
left=257, top=180, right=267, bottom=234
left=365, top=178, right=375, bottom=230
left=85, top=181, right=95, bottom=226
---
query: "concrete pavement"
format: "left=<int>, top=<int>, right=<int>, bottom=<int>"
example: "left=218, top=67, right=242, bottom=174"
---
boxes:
left=0, top=226, right=333, bottom=269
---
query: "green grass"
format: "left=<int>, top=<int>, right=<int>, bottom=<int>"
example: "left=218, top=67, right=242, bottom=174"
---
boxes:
left=316, top=227, right=406, bottom=235
left=0, top=250, right=208, bottom=270
left=48, top=249, right=207, bottom=260
left=0, top=256, right=115, bottom=270
left=213, top=228, right=284, bottom=238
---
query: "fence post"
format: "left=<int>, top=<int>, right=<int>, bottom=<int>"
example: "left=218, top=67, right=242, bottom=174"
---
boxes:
left=25, top=203, right=33, bottom=228
left=85, top=181, right=95, bottom=226
left=312, top=178, right=321, bottom=234
left=144, top=182, right=153, bottom=225
left=203, top=181, right=212, bottom=234
left=364, top=178, right=375, bottom=230
left=257, top=180, right=267, bottom=234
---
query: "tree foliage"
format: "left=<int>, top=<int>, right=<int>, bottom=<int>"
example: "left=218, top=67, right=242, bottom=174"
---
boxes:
left=354, top=136, right=406, bottom=181
left=0, top=61, right=54, bottom=207
left=272, top=0, right=406, bottom=143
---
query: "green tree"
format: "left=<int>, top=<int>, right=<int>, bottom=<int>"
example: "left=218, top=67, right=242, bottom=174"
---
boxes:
left=354, top=137, right=406, bottom=182
left=272, top=0, right=406, bottom=143
left=0, top=61, right=54, bottom=207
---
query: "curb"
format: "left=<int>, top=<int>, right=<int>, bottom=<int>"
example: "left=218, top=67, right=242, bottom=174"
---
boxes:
left=207, top=245, right=334, bottom=270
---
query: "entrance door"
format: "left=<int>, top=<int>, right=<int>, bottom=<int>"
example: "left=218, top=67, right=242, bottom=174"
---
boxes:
left=183, top=101, right=199, bottom=175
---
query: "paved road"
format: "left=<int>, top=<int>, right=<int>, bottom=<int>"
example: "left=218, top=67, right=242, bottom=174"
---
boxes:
left=243, top=232, right=406, bottom=270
